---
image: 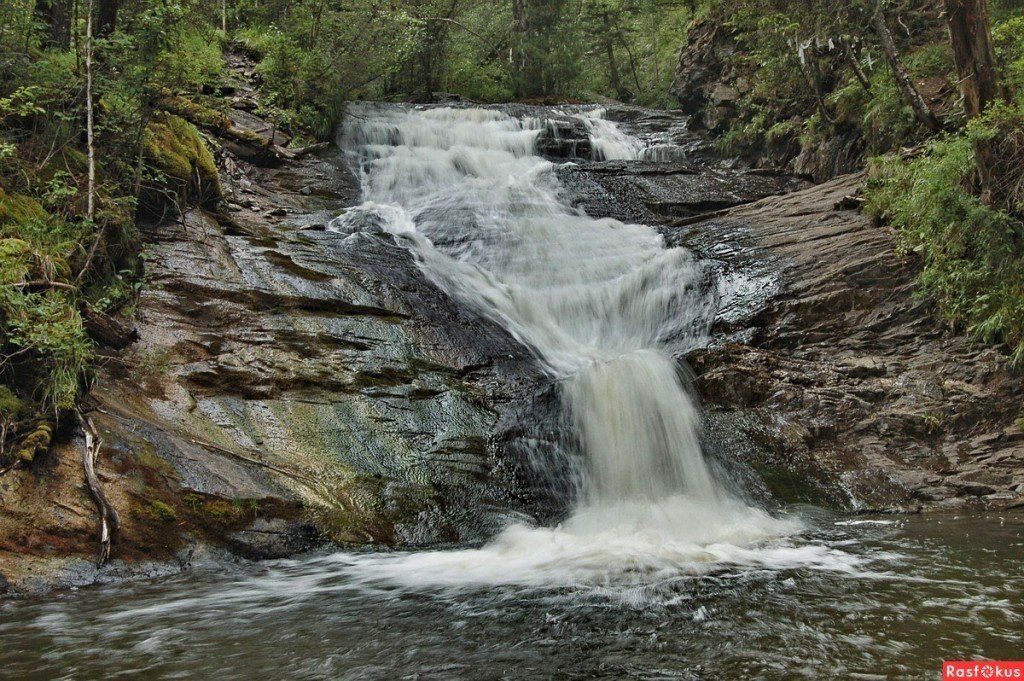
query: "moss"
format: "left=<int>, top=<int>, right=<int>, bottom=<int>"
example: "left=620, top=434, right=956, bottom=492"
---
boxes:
left=0, top=188, right=46, bottom=225
left=147, top=500, right=178, bottom=522
left=0, top=238, right=33, bottom=284
left=163, top=95, right=232, bottom=132
left=0, top=385, right=23, bottom=420
left=181, top=492, right=257, bottom=527
left=15, top=421, right=52, bottom=462
left=224, top=126, right=269, bottom=147
left=142, top=113, right=222, bottom=211
left=35, top=147, right=88, bottom=186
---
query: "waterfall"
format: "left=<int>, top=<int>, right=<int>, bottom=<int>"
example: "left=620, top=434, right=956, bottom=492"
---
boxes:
left=579, top=107, right=644, bottom=160
left=332, top=104, right=797, bottom=587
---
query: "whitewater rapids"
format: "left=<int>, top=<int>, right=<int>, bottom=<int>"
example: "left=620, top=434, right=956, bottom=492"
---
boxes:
left=330, top=104, right=803, bottom=588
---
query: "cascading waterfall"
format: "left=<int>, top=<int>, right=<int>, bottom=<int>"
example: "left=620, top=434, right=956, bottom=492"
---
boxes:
left=579, top=107, right=644, bottom=160
left=331, top=104, right=798, bottom=587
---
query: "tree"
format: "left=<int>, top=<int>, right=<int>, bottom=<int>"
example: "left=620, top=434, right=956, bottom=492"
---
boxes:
left=580, top=0, right=639, bottom=101
left=944, top=0, right=1014, bottom=207
left=872, top=0, right=941, bottom=132
left=944, top=0, right=1008, bottom=119
left=511, top=0, right=575, bottom=99
left=85, top=0, right=96, bottom=221
left=97, top=0, right=118, bottom=37
left=33, top=0, right=71, bottom=49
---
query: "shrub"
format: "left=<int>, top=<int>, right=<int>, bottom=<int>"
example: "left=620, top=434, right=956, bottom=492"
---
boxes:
left=866, top=103, right=1024, bottom=361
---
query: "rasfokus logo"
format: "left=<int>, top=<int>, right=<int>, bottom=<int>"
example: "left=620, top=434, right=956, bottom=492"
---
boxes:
left=943, top=661, right=1024, bottom=680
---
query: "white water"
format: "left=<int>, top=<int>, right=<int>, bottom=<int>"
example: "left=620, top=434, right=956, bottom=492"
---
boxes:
left=332, top=104, right=801, bottom=587
left=580, top=107, right=644, bottom=160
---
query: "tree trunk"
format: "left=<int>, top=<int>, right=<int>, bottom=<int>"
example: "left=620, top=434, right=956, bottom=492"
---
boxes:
left=873, top=0, right=941, bottom=132
left=511, top=0, right=533, bottom=98
left=601, top=14, right=623, bottom=100
left=945, top=0, right=1007, bottom=119
left=511, top=0, right=563, bottom=99
left=945, top=0, right=1011, bottom=206
left=34, top=0, right=72, bottom=49
left=85, top=0, right=96, bottom=222
left=96, top=0, right=116, bottom=37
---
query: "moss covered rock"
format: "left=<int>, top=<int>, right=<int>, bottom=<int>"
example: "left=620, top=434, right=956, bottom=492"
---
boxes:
left=142, top=114, right=222, bottom=213
left=14, top=421, right=51, bottom=462
left=0, top=188, right=46, bottom=225
left=0, top=238, right=33, bottom=284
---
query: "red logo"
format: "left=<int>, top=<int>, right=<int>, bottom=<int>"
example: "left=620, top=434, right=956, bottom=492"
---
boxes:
left=944, top=662, right=1024, bottom=680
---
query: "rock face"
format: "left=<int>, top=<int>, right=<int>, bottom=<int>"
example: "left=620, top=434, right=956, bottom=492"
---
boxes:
left=669, top=20, right=864, bottom=182
left=98, top=153, right=563, bottom=538
left=674, top=175, right=1024, bottom=512
left=0, top=112, right=565, bottom=595
left=670, top=21, right=742, bottom=133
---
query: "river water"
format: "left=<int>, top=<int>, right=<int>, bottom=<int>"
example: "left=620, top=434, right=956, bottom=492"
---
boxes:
left=2, top=106, right=1021, bottom=678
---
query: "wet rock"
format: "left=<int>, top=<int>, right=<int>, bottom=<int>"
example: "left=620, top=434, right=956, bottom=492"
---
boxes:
left=674, top=174, right=1024, bottom=512
left=227, top=518, right=320, bottom=559
left=670, top=20, right=738, bottom=131
left=835, top=356, right=887, bottom=378
left=559, top=161, right=805, bottom=224
left=534, top=118, right=593, bottom=160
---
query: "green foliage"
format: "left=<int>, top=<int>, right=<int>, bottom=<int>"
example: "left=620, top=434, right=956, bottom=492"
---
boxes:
left=0, top=0, right=234, bottom=438
left=2, top=289, right=92, bottom=411
left=698, top=0, right=967, bottom=166
left=249, top=26, right=346, bottom=139
left=994, top=15, right=1024, bottom=95
left=865, top=103, right=1024, bottom=362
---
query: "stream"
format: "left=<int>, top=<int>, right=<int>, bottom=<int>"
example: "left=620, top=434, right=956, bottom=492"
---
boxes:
left=2, top=105, right=1021, bottom=679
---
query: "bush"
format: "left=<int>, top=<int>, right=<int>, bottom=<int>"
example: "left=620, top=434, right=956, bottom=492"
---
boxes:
left=238, top=26, right=346, bottom=140
left=866, top=103, right=1024, bottom=361
left=994, top=16, right=1024, bottom=100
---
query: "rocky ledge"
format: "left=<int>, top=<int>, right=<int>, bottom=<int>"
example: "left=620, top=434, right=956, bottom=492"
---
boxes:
left=679, top=174, right=1024, bottom=512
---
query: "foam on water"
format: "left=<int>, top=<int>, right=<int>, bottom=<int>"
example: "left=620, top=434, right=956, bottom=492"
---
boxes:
left=331, top=103, right=805, bottom=589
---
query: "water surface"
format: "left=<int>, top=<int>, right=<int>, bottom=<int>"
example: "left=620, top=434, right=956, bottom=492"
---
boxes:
left=2, top=514, right=1021, bottom=679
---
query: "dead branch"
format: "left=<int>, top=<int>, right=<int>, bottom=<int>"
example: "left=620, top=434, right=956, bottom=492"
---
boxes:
left=2, top=279, right=79, bottom=291
left=186, top=437, right=318, bottom=485
left=76, top=409, right=120, bottom=566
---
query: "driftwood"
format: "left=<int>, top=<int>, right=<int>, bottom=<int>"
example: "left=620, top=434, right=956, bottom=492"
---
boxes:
left=279, top=141, right=330, bottom=160
left=1, top=279, right=79, bottom=291
left=76, top=410, right=121, bottom=566
left=82, top=307, right=138, bottom=349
